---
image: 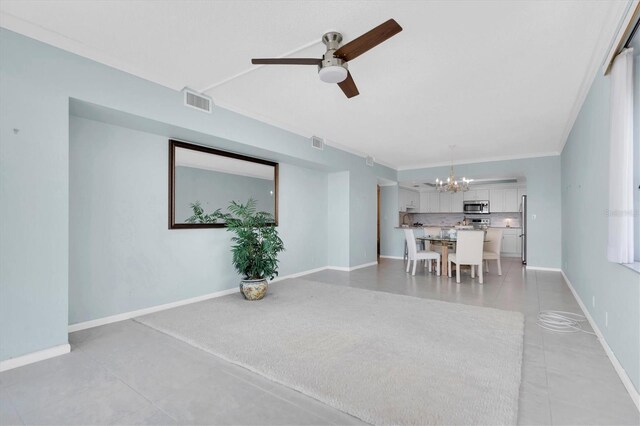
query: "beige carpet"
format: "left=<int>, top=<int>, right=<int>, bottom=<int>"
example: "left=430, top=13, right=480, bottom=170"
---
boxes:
left=136, top=279, right=524, bottom=425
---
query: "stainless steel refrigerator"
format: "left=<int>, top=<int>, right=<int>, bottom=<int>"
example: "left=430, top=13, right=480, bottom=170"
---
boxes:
left=520, top=195, right=527, bottom=264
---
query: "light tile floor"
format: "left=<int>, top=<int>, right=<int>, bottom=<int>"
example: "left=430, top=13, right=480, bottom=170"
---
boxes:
left=0, top=257, right=638, bottom=425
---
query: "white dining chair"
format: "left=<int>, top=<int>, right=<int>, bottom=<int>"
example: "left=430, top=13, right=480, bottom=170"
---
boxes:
left=403, top=229, right=441, bottom=276
left=483, top=228, right=503, bottom=275
left=423, top=227, right=442, bottom=269
left=448, top=230, right=485, bottom=284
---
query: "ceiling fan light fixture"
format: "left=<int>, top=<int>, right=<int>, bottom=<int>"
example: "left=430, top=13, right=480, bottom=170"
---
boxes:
left=318, top=65, right=348, bottom=83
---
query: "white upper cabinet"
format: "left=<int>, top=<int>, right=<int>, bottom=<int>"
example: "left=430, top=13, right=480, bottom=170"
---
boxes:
left=490, top=189, right=505, bottom=212
left=402, top=186, right=525, bottom=213
left=439, top=192, right=451, bottom=213
left=488, top=187, right=522, bottom=213
left=409, top=191, right=419, bottom=210
left=399, top=188, right=412, bottom=212
left=399, top=188, right=419, bottom=211
left=463, top=189, right=489, bottom=201
left=427, top=192, right=440, bottom=212
left=451, top=192, right=464, bottom=212
left=419, top=192, right=429, bottom=213
left=504, top=188, right=519, bottom=212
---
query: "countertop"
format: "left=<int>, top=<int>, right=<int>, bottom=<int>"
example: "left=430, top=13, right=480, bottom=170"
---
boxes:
left=395, top=226, right=521, bottom=229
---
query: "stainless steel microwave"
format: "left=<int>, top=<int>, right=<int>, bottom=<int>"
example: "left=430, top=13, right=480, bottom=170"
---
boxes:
left=463, top=200, right=490, bottom=214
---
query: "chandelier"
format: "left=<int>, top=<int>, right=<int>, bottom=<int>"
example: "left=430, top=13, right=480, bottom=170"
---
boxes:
left=435, top=146, right=473, bottom=193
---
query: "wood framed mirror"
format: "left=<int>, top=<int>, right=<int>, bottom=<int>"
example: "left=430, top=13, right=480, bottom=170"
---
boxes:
left=169, top=140, right=278, bottom=229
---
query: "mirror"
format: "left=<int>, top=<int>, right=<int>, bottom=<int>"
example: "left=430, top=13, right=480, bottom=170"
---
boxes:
left=169, top=140, right=278, bottom=228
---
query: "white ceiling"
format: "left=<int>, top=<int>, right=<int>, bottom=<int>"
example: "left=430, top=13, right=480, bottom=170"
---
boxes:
left=0, top=0, right=629, bottom=169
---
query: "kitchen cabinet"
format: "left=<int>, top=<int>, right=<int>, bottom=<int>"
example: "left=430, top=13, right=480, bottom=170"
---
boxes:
left=488, top=188, right=522, bottom=213
left=451, top=192, right=464, bottom=212
left=499, top=228, right=522, bottom=257
left=419, top=192, right=440, bottom=213
left=490, top=189, right=505, bottom=212
left=407, top=186, right=525, bottom=214
left=504, top=189, right=519, bottom=212
left=439, top=192, right=451, bottom=213
left=463, top=189, right=489, bottom=201
left=438, top=192, right=464, bottom=213
left=399, top=189, right=407, bottom=212
left=408, top=191, right=419, bottom=210
left=427, top=192, right=440, bottom=212
left=419, top=192, right=429, bottom=213
left=399, top=188, right=419, bottom=212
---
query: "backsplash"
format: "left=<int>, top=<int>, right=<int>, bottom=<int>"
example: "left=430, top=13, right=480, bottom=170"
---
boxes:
left=399, top=212, right=521, bottom=228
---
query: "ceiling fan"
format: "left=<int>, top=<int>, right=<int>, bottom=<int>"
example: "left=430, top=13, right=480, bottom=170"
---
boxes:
left=251, top=19, right=402, bottom=98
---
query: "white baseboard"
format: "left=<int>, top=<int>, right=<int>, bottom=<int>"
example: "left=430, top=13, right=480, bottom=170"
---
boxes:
left=271, top=266, right=328, bottom=282
left=0, top=343, right=70, bottom=372
left=526, top=266, right=562, bottom=272
left=379, top=255, right=404, bottom=260
left=560, top=270, right=640, bottom=412
left=328, top=261, right=378, bottom=272
left=348, top=261, right=378, bottom=271
left=68, top=287, right=240, bottom=333
left=68, top=266, right=329, bottom=333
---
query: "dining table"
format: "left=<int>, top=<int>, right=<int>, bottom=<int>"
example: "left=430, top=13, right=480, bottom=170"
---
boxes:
left=416, top=235, right=489, bottom=277
left=416, top=236, right=456, bottom=276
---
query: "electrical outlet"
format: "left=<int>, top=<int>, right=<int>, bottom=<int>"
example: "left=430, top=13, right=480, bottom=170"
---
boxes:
left=592, top=296, right=595, bottom=308
left=605, top=312, right=608, bottom=328
left=532, top=214, right=537, bottom=220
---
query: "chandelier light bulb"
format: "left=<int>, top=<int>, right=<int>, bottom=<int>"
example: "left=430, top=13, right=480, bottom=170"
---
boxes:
left=434, top=149, right=473, bottom=193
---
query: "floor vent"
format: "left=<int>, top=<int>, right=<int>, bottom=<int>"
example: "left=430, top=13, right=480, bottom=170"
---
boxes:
left=366, top=156, right=374, bottom=167
left=311, top=136, right=324, bottom=150
left=183, top=89, right=213, bottom=113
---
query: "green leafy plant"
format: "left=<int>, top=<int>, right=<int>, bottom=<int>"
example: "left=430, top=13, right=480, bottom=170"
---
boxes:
left=187, top=199, right=284, bottom=280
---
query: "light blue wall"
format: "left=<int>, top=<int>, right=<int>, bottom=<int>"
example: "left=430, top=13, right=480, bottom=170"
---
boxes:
left=398, top=156, right=562, bottom=268
left=561, top=46, right=640, bottom=391
left=349, top=166, right=378, bottom=266
left=0, top=29, right=395, bottom=362
left=70, top=116, right=328, bottom=324
left=0, top=60, right=69, bottom=362
left=380, top=185, right=404, bottom=258
left=174, top=166, right=275, bottom=222
left=328, top=172, right=350, bottom=268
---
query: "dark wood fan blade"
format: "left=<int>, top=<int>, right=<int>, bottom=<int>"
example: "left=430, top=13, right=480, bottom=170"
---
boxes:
left=338, top=71, right=359, bottom=98
left=251, top=58, right=322, bottom=65
left=334, top=19, right=402, bottom=62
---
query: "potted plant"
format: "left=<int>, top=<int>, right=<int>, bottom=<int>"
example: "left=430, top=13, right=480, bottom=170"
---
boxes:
left=187, top=199, right=284, bottom=300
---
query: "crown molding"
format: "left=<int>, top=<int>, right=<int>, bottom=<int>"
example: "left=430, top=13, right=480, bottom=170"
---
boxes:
left=396, top=151, right=560, bottom=171
left=557, top=1, right=633, bottom=154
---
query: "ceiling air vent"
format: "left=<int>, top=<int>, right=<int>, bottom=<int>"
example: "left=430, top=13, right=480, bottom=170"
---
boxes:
left=183, top=88, right=213, bottom=113
left=311, top=136, right=324, bottom=150
left=366, top=156, right=374, bottom=167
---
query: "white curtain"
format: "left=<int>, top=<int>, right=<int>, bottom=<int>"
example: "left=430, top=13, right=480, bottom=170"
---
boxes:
left=607, top=48, right=634, bottom=264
